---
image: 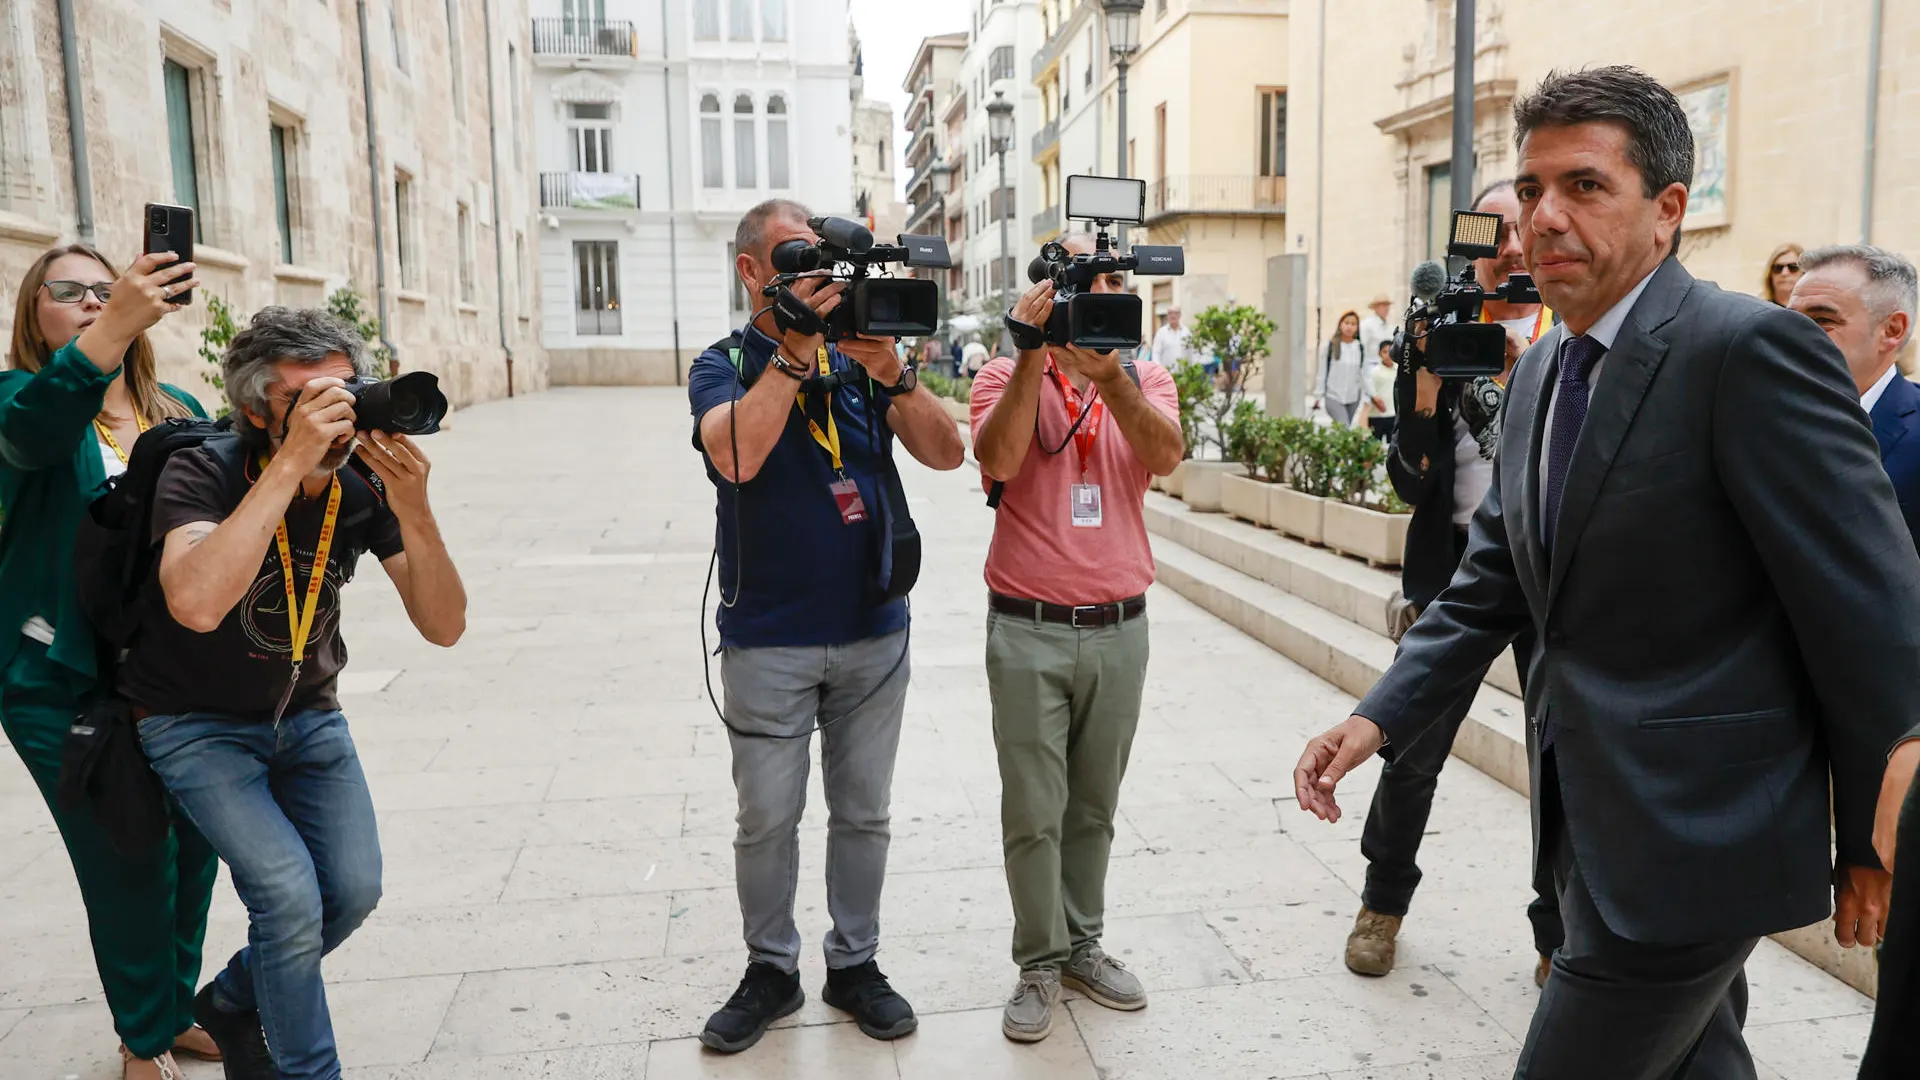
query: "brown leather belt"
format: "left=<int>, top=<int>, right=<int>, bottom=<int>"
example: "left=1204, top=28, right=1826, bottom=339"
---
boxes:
left=989, top=592, right=1147, bottom=629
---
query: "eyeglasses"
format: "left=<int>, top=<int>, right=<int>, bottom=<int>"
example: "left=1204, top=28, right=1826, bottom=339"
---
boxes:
left=1773, top=262, right=1800, bottom=274
left=42, top=280, right=113, bottom=304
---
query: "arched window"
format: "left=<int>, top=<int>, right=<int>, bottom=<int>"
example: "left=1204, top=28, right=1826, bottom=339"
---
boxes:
left=699, top=94, right=723, bottom=188
left=766, top=95, right=790, bottom=189
left=733, top=94, right=757, bottom=188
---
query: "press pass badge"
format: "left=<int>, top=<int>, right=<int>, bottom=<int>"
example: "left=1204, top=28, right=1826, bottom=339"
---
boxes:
left=830, top=478, right=869, bottom=524
left=1071, top=483, right=1103, bottom=527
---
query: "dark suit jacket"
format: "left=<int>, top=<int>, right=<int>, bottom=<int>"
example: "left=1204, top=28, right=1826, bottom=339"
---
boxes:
left=1356, top=257, right=1920, bottom=945
left=1871, top=371, right=1920, bottom=552
left=1387, top=375, right=1466, bottom=610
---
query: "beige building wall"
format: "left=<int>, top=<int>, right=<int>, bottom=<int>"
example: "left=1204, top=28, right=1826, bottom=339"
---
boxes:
left=1290, top=0, right=1920, bottom=350
left=0, top=0, right=545, bottom=410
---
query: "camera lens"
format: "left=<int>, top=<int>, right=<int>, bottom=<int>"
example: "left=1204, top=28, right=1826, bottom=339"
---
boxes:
left=149, top=209, right=168, bottom=233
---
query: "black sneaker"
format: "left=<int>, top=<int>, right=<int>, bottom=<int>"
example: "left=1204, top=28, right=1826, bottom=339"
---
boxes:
left=192, top=983, right=276, bottom=1080
left=700, top=962, right=804, bottom=1054
left=822, top=960, right=918, bottom=1041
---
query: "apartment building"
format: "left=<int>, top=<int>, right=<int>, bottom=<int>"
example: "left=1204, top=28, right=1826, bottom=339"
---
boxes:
left=951, top=0, right=1045, bottom=319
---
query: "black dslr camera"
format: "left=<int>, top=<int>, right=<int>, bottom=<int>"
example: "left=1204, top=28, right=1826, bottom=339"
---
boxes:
left=1391, top=209, right=1541, bottom=378
left=1023, top=175, right=1184, bottom=351
left=765, top=216, right=951, bottom=343
left=345, top=372, right=447, bottom=436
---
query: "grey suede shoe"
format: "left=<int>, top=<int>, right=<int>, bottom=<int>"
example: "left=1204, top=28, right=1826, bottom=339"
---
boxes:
left=1063, top=946, right=1147, bottom=1011
left=1002, top=968, right=1062, bottom=1043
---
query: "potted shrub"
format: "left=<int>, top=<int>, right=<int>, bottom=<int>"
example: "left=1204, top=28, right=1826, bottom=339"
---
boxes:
left=1271, top=419, right=1331, bottom=543
left=1321, top=426, right=1413, bottom=567
left=1170, top=305, right=1275, bottom=512
left=1220, top=401, right=1278, bottom=526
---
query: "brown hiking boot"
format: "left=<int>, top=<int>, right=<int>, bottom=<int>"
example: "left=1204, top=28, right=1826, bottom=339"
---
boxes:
left=1344, top=908, right=1403, bottom=976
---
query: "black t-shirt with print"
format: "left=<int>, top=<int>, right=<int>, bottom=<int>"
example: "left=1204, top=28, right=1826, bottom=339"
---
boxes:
left=118, top=434, right=404, bottom=720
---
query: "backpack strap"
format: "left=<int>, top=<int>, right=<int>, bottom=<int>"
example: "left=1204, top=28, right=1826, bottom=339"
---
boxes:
left=986, top=359, right=1142, bottom=509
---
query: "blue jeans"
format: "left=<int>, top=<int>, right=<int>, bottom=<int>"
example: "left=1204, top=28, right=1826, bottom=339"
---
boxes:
left=137, top=708, right=382, bottom=1080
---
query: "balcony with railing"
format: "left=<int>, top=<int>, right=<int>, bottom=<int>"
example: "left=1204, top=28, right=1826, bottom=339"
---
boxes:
left=540, top=172, right=640, bottom=212
left=1031, top=117, right=1060, bottom=162
left=1032, top=203, right=1062, bottom=241
left=1144, top=175, right=1287, bottom=222
left=1030, top=22, right=1070, bottom=83
left=531, top=18, right=636, bottom=60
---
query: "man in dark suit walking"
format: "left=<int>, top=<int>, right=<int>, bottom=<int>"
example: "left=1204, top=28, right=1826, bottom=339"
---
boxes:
left=1787, top=245, right=1920, bottom=551
left=1293, top=66, right=1920, bottom=1079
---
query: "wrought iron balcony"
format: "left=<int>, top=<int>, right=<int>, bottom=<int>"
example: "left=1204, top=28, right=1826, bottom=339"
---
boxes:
left=1032, top=204, right=1062, bottom=240
left=1144, top=175, right=1287, bottom=222
left=540, top=172, right=640, bottom=211
left=531, top=18, right=636, bottom=58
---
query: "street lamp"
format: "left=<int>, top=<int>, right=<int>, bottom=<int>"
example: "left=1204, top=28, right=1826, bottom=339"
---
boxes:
left=987, top=89, right=1015, bottom=317
left=1104, top=0, right=1144, bottom=245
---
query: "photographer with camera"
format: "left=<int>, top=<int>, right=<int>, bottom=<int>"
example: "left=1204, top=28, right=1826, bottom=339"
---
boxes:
left=971, top=226, right=1184, bottom=1044
left=1342, top=179, right=1563, bottom=985
left=117, top=308, right=466, bottom=1080
left=687, top=200, right=963, bottom=1055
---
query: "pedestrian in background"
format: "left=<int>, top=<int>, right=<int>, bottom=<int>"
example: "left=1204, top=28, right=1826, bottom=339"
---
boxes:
left=1359, top=293, right=1396, bottom=362
left=1151, top=306, right=1190, bottom=367
left=1762, top=241, right=1804, bottom=306
left=963, top=337, right=991, bottom=382
left=1358, top=340, right=1396, bottom=440
left=1315, top=310, right=1368, bottom=426
left=1, top=245, right=219, bottom=1080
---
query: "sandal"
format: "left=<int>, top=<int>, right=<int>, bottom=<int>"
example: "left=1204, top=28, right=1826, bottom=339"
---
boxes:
left=119, top=1046, right=183, bottom=1080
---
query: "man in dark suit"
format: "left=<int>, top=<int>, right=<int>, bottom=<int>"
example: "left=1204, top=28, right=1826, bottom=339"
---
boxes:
left=1293, top=66, right=1920, bottom=1079
left=1787, top=245, right=1920, bottom=551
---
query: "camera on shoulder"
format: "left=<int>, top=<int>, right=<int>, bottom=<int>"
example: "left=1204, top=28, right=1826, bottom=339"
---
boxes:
left=764, top=217, right=951, bottom=343
left=1391, top=209, right=1541, bottom=379
left=1023, top=176, right=1185, bottom=351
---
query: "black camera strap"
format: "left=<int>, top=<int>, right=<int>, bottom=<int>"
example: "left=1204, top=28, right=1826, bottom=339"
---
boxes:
left=986, top=358, right=1139, bottom=509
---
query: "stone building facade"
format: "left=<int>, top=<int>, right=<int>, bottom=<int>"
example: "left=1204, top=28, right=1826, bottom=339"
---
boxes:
left=1286, top=0, right=1920, bottom=359
left=0, top=0, right=547, bottom=409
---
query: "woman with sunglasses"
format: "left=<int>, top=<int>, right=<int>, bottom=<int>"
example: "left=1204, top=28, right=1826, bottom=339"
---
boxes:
left=1762, top=242, right=1804, bottom=306
left=2, top=246, right=221, bottom=1080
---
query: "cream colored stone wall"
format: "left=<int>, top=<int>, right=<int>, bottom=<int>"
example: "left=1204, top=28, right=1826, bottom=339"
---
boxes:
left=1289, top=0, right=1920, bottom=348
left=0, top=0, right=546, bottom=410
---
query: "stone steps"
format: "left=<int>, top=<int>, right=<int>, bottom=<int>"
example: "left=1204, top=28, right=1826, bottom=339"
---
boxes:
left=1144, top=492, right=1879, bottom=998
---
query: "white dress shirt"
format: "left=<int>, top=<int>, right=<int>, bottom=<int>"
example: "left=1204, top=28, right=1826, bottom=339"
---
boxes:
left=1861, top=364, right=1900, bottom=416
left=1538, top=269, right=1659, bottom=527
left=1360, top=313, right=1395, bottom=364
left=1151, top=324, right=1191, bottom=366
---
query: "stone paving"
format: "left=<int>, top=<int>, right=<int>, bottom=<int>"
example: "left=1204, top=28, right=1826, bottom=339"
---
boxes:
left=0, top=387, right=1880, bottom=1079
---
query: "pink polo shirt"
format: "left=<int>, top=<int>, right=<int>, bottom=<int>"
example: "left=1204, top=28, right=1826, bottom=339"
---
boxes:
left=969, top=355, right=1180, bottom=606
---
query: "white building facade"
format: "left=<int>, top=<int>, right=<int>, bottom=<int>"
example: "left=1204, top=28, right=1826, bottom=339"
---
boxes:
left=530, top=0, right=853, bottom=385
left=952, top=0, right=1045, bottom=320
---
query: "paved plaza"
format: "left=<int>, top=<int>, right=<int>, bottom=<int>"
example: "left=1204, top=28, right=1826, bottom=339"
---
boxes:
left=0, top=388, right=1881, bottom=1079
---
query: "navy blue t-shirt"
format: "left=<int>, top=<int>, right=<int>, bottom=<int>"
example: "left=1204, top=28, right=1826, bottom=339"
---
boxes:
left=689, top=325, right=908, bottom=649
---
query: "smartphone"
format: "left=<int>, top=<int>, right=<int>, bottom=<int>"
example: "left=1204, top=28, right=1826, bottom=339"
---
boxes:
left=143, top=202, right=194, bottom=306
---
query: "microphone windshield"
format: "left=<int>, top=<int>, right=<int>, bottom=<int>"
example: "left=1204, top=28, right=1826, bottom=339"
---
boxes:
left=1409, top=260, right=1447, bottom=303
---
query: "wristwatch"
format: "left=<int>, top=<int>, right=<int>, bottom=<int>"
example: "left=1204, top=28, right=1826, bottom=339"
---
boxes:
left=880, top=365, right=919, bottom=397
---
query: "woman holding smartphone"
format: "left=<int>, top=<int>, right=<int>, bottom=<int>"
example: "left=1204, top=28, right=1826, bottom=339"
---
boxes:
left=2, top=246, right=220, bottom=1080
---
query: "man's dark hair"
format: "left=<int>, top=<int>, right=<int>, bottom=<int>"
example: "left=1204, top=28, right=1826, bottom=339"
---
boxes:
left=1469, top=179, right=1515, bottom=211
left=1513, top=66, right=1694, bottom=197
left=1513, top=66, right=1693, bottom=256
left=734, top=199, right=812, bottom=263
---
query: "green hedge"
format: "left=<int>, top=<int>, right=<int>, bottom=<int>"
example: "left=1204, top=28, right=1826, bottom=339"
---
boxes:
left=1220, top=406, right=1408, bottom=512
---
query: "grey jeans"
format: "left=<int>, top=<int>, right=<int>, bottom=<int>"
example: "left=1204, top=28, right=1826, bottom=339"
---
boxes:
left=721, top=630, right=910, bottom=973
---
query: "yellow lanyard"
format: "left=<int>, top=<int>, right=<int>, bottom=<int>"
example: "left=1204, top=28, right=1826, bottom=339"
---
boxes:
left=94, top=414, right=152, bottom=465
left=258, top=454, right=343, bottom=700
left=792, top=347, right=843, bottom=473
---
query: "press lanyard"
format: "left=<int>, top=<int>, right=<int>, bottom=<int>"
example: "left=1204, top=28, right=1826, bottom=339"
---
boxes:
left=793, top=346, right=844, bottom=474
left=258, top=453, right=343, bottom=724
left=94, top=414, right=151, bottom=465
left=1481, top=303, right=1555, bottom=343
left=1049, top=362, right=1105, bottom=475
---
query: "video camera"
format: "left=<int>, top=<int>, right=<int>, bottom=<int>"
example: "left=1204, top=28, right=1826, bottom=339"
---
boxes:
left=764, top=216, right=951, bottom=343
left=1390, top=209, right=1541, bottom=378
left=1024, top=176, right=1185, bottom=350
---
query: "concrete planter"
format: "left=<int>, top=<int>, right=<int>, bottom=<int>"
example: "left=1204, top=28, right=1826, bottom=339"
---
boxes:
left=1270, top=485, right=1326, bottom=544
left=1220, top=473, right=1274, bottom=527
left=1177, top=461, right=1246, bottom=513
left=1163, top=460, right=1188, bottom=498
left=1323, top=501, right=1413, bottom=568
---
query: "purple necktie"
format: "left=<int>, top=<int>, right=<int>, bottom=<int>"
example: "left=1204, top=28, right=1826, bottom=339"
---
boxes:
left=1543, top=334, right=1605, bottom=553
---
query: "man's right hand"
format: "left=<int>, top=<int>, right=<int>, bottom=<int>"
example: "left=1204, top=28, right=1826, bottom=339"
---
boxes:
left=1009, top=280, right=1056, bottom=362
left=278, top=378, right=358, bottom=477
left=1294, top=715, right=1387, bottom=822
left=776, top=278, right=844, bottom=368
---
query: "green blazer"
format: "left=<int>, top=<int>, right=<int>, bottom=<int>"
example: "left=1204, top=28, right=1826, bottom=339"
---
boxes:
left=0, top=339, right=205, bottom=687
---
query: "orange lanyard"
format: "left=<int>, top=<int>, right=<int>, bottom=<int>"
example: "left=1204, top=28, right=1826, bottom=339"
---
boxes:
left=257, top=454, right=342, bottom=719
left=793, top=347, right=844, bottom=473
left=1049, top=361, right=1105, bottom=475
left=94, top=414, right=152, bottom=465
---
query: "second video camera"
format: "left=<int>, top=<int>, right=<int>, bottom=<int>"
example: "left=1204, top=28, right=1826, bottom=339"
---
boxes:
left=766, top=216, right=951, bottom=342
left=1026, top=176, right=1185, bottom=351
left=1391, top=209, right=1541, bottom=378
